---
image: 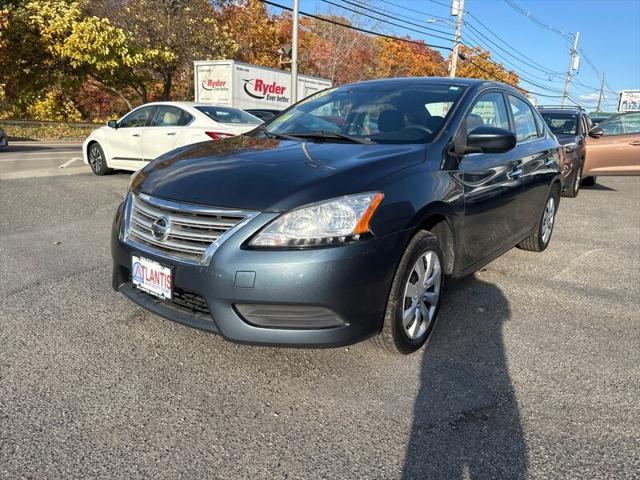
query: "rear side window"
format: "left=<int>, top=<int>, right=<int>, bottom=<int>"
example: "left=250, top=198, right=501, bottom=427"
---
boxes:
left=533, top=109, right=547, bottom=137
left=466, top=92, right=510, bottom=132
left=151, top=106, right=191, bottom=127
left=196, top=106, right=262, bottom=125
left=509, top=96, right=539, bottom=143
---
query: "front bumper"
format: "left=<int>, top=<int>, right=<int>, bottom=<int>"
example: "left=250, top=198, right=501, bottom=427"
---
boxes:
left=111, top=201, right=410, bottom=347
left=560, top=150, right=579, bottom=188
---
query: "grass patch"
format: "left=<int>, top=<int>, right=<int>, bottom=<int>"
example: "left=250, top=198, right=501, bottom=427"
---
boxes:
left=0, top=121, right=98, bottom=141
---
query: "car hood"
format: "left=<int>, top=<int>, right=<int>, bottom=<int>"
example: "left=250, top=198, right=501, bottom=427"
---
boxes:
left=135, top=136, right=426, bottom=211
left=555, top=134, right=579, bottom=145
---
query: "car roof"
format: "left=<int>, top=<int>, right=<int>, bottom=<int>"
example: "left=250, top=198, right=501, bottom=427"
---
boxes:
left=538, top=107, right=584, bottom=114
left=341, top=76, right=515, bottom=90
left=137, top=101, right=244, bottom=110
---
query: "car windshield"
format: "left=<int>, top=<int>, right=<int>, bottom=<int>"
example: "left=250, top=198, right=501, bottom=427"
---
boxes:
left=196, top=106, right=262, bottom=125
left=264, top=83, right=467, bottom=144
left=540, top=112, right=578, bottom=135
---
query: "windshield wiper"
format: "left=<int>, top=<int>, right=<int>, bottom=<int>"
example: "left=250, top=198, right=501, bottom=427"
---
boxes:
left=283, top=131, right=374, bottom=144
left=258, top=125, right=300, bottom=142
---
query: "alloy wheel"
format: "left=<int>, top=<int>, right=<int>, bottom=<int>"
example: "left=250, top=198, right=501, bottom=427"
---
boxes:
left=541, top=197, right=556, bottom=244
left=89, top=145, right=103, bottom=173
left=574, top=167, right=582, bottom=194
left=402, top=250, right=442, bottom=340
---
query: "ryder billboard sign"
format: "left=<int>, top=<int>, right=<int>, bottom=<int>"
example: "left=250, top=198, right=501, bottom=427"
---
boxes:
left=194, top=60, right=331, bottom=110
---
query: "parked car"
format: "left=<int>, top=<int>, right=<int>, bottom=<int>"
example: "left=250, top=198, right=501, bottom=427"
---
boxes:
left=539, top=106, right=591, bottom=197
left=0, top=127, right=7, bottom=149
left=583, top=112, right=640, bottom=183
left=111, top=78, right=561, bottom=354
left=83, top=102, right=262, bottom=175
left=245, top=108, right=282, bottom=121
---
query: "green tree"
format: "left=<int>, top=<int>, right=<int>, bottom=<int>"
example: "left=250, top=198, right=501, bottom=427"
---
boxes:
left=90, top=0, right=238, bottom=100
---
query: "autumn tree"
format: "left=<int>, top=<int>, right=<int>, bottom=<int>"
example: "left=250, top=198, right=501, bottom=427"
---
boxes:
left=89, top=0, right=238, bottom=100
left=374, top=37, right=447, bottom=79
left=218, top=0, right=282, bottom=68
left=454, top=45, right=520, bottom=86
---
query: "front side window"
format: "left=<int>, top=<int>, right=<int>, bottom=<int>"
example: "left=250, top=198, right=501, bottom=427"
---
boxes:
left=509, top=96, right=539, bottom=142
left=598, top=115, right=626, bottom=135
left=265, top=83, right=467, bottom=144
left=465, top=92, right=510, bottom=132
left=119, top=107, right=154, bottom=128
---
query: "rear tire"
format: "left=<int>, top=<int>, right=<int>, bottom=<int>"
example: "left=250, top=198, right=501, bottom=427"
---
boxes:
left=518, top=184, right=560, bottom=252
left=581, top=176, right=596, bottom=186
left=88, top=142, right=112, bottom=175
left=372, top=230, right=445, bottom=354
left=563, top=161, right=583, bottom=198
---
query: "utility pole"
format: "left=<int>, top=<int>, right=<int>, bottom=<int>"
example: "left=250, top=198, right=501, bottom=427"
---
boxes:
left=291, top=0, right=299, bottom=104
left=597, top=73, right=605, bottom=112
left=561, top=31, right=580, bottom=107
left=449, top=0, right=465, bottom=78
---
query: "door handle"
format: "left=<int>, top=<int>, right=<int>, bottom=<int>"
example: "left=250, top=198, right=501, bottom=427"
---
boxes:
left=166, top=132, right=177, bottom=136
left=507, top=167, right=523, bottom=180
left=630, top=141, right=640, bottom=146
left=132, top=133, right=140, bottom=137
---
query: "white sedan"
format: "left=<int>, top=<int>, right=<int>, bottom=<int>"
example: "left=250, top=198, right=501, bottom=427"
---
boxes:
left=82, top=101, right=262, bottom=175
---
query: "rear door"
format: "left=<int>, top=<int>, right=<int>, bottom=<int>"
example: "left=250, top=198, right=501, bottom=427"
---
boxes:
left=459, top=90, right=525, bottom=267
left=585, top=113, right=640, bottom=175
left=507, top=95, right=558, bottom=233
left=141, top=106, right=193, bottom=161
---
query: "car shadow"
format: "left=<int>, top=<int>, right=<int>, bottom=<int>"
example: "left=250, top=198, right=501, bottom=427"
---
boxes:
left=582, top=183, right=617, bottom=192
left=402, top=274, right=528, bottom=479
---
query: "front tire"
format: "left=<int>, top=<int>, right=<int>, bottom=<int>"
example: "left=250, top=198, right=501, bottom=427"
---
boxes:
left=563, top=161, right=583, bottom=198
left=88, top=142, right=112, bottom=175
left=518, top=184, right=560, bottom=252
left=581, top=176, right=597, bottom=186
left=372, top=230, right=444, bottom=354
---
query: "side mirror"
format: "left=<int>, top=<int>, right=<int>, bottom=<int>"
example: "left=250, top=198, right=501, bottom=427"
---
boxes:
left=466, top=126, right=516, bottom=154
left=107, top=119, right=118, bottom=129
left=589, top=126, right=604, bottom=138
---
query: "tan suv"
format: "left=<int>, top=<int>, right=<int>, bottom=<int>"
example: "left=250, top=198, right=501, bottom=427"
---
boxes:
left=584, top=112, right=640, bottom=185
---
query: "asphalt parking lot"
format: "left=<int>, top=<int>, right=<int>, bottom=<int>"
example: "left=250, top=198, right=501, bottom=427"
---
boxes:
left=0, top=142, right=85, bottom=180
left=1, top=145, right=638, bottom=479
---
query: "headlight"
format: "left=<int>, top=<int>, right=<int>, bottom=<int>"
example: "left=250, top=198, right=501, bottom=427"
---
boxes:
left=249, top=192, right=384, bottom=248
left=564, top=142, right=577, bottom=153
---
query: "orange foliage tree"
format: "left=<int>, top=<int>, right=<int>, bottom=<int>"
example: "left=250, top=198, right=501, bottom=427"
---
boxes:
left=454, top=45, right=520, bottom=87
left=374, top=37, right=447, bottom=78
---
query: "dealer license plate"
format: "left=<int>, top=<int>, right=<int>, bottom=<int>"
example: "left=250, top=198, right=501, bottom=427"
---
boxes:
left=131, top=255, right=173, bottom=300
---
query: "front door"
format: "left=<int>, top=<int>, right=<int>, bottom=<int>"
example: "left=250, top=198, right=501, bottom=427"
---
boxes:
left=458, top=91, right=525, bottom=268
left=585, top=112, right=640, bottom=175
left=109, top=106, right=156, bottom=169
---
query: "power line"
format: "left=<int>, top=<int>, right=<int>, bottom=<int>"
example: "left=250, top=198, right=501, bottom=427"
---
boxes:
left=319, top=0, right=454, bottom=43
left=261, top=0, right=571, bottom=101
left=503, top=0, right=574, bottom=41
left=258, top=0, right=453, bottom=51
left=332, top=0, right=455, bottom=39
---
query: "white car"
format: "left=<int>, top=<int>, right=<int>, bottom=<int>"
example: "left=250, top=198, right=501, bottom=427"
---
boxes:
left=82, top=101, right=262, bottom=175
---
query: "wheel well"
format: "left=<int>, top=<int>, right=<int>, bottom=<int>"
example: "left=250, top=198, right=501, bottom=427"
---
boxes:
left=419, top=215, right=455, bottom=276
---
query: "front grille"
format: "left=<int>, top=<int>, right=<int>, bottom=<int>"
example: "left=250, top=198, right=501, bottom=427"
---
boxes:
left=173, top=287, right=210, bottom=315
left=125, top=193, right=253, bottom=264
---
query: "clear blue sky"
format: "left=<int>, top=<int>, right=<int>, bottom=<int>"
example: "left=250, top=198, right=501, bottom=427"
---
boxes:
left=272, top=0, right=640, bottom=111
